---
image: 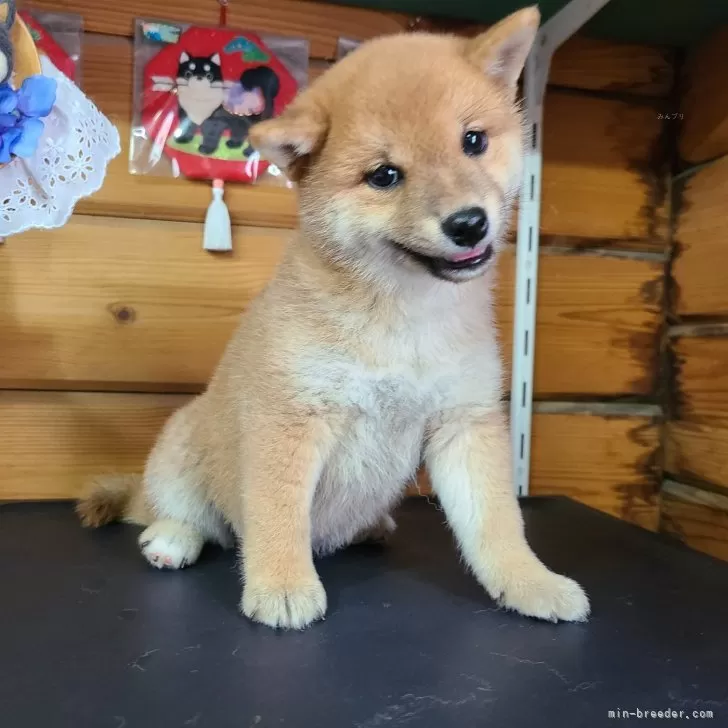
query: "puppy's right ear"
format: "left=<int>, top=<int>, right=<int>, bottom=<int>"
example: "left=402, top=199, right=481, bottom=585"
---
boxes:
left=466, top=6, right=540, bottom=89
left=249, top=94, right=328, bottom=182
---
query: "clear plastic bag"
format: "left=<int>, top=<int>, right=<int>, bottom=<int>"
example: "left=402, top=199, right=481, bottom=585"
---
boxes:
left=130, top=18, right=309, bottom=187
left=18, top=8, right=82, bottom=83
left=336, top=36, right=360, bottom=61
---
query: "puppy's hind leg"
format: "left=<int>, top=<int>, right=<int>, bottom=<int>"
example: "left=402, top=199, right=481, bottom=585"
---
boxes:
left=139, top=472, right=231, bottom=570
left=351, top=513, right=397, bottom=545
left=139, top=405, right=232, bottom=571
left=139, top=519, right=207, bottom=570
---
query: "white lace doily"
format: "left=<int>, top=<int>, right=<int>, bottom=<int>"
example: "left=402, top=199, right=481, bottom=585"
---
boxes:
left=0, top=56, right=121, bottom=237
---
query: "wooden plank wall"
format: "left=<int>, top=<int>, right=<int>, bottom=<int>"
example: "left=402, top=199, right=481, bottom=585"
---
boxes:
left=663, top=25, right=728, bottom=560
left=0, top=0, right=674, bottom=531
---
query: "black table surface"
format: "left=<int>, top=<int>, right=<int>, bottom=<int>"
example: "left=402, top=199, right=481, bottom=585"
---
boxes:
left=1, top=497, right=726, bottom=728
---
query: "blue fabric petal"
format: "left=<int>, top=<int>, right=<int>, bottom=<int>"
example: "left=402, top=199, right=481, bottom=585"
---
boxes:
left=0, top=113, right=18, bottom=128
left=0, top=84, right=18, bottom=115
left=0, top=126, right=22, bottom=164
left=16, top=76, right=57, bottom=118
left=9, top=117, right=45, bottom=158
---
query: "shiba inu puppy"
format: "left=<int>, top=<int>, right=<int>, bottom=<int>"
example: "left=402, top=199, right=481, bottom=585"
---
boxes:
left=77, top=6, right=589, bottom=629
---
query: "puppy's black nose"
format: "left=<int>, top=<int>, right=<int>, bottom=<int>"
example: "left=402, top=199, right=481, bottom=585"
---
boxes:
left=441, top=207, right=489, bottom=247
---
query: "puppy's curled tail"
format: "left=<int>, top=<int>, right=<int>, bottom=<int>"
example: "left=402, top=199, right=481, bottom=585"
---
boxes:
left=76, top=474, right=151, bottom=528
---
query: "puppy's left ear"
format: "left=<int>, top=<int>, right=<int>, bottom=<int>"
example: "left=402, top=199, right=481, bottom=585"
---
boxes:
left=249, top=92, right=328, bottom=182
left=465, top=6, right=540, bottom=89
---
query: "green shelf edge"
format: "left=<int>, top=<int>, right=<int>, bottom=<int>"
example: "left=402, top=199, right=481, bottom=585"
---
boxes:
left=327, top=0, right=728, bottom=47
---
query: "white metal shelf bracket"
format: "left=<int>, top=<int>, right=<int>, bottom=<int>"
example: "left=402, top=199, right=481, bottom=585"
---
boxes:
left=510, top=0, right=613, bottom=496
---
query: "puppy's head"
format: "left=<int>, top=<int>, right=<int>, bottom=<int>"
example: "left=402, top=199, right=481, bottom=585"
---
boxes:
left=250, top=7, right=539, bottom=285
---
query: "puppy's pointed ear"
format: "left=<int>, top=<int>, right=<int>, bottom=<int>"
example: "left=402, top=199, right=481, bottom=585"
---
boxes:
left=465, top=6, right=540, bottom=89
left=249, top=93, right=328, bottom=181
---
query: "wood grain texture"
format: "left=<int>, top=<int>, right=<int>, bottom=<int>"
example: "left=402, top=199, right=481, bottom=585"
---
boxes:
left=76, top=34, right=664, bottom=242
left=416, top=18, right=673, bottom=97
left=0, top=217, right=287, bottom=391
left=0, top=391, right=187, bottom=500
left=666, top=336, right=728, bottom=491
left=0, top=216, right=662, bottom=396
left=530, top=412, right=660, bottom=530
left=661, top=482, right=728, bottom=561
left=548, top=36, right=673, bottom=97
left=540, top=92, right=663, bottom=241
left=0, top=391, right=658, bottom=530
left=498, top=252, right=663, bottom=396
left=29, top=0, right=410, bottom=59
left=680, top=27, right=728, bottom=163
left=673, top=155, right=728, bottom=316
left=411, top=410, right=660, bottom=530
left=672, top=335, right=728, bottom=422
left=667, top=421, right=728, bottom=492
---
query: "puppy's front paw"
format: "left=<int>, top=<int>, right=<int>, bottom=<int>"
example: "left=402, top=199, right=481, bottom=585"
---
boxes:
left=241, top=578, right=327, bottom=630
left=495, top=565, right=589, bottom=623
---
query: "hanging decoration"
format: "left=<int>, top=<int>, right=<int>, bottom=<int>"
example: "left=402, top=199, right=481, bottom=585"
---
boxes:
left=0, top=0, right=120, bottom=238
left=137, top=25, right=298, bottom=184
left=130, top=6, right=308, bottom=252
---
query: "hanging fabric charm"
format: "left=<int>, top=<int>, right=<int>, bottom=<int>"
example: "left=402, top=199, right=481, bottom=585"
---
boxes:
left=203, top=178, right=232, bottom=251
left=130, top=0, right=303, bottom=252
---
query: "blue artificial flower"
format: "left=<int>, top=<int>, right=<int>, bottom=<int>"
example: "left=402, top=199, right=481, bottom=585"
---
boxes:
left=0, top=75, right=57, bottom=162
left=16, top=75, right=57, bottom=118
left=0, top=84, right=18, bottom=114
left=0, top=76, right=56, bottom=164
left=10, top=117, right=45, bottom=159
left=0, top=125, right=21, bottom=164
left=0, top=112, right=17, bottom=128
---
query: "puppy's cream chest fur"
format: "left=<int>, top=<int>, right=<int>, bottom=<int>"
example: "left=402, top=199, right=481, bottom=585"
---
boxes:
left=300, top=356, right=436, bottom=465
left=295, top=317, right=500, bottom=553
left=300, top=358, right=431, bottom=551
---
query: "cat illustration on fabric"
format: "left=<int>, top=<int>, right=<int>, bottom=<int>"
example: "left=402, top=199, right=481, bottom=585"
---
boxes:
left=173, top=51, right=280, bottom=156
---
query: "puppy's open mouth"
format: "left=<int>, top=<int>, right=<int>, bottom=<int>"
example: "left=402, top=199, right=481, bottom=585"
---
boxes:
left=390, top=242, right=494, bottom=279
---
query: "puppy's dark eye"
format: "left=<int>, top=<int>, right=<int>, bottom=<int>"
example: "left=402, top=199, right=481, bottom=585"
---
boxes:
left=183, top=70, right=193, bottom=79
left=463, top=130, right=488, bottom=157
left=205, top=73, right=213, bottom=81
left=366, top=165, right=403, bottom=190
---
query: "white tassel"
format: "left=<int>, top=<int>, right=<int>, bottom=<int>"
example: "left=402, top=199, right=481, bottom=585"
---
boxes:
left=203, top=179, right=233, bottom=252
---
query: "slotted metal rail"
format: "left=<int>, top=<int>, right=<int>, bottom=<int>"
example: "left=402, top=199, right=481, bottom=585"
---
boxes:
left=510, top=0, right=613, bottom=495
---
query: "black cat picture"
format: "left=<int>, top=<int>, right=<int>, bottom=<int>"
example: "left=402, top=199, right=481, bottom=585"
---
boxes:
left=173, top=51, right=280, bottom=156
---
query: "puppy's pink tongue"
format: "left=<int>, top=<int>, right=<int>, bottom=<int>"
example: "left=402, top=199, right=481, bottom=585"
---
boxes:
left=451, top=249, right=483, bottom=262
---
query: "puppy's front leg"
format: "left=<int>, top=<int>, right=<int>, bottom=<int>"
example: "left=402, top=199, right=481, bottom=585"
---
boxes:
left=426, top=409, right=589, bottom=622
left=240, top=417, right=334, bottom=630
